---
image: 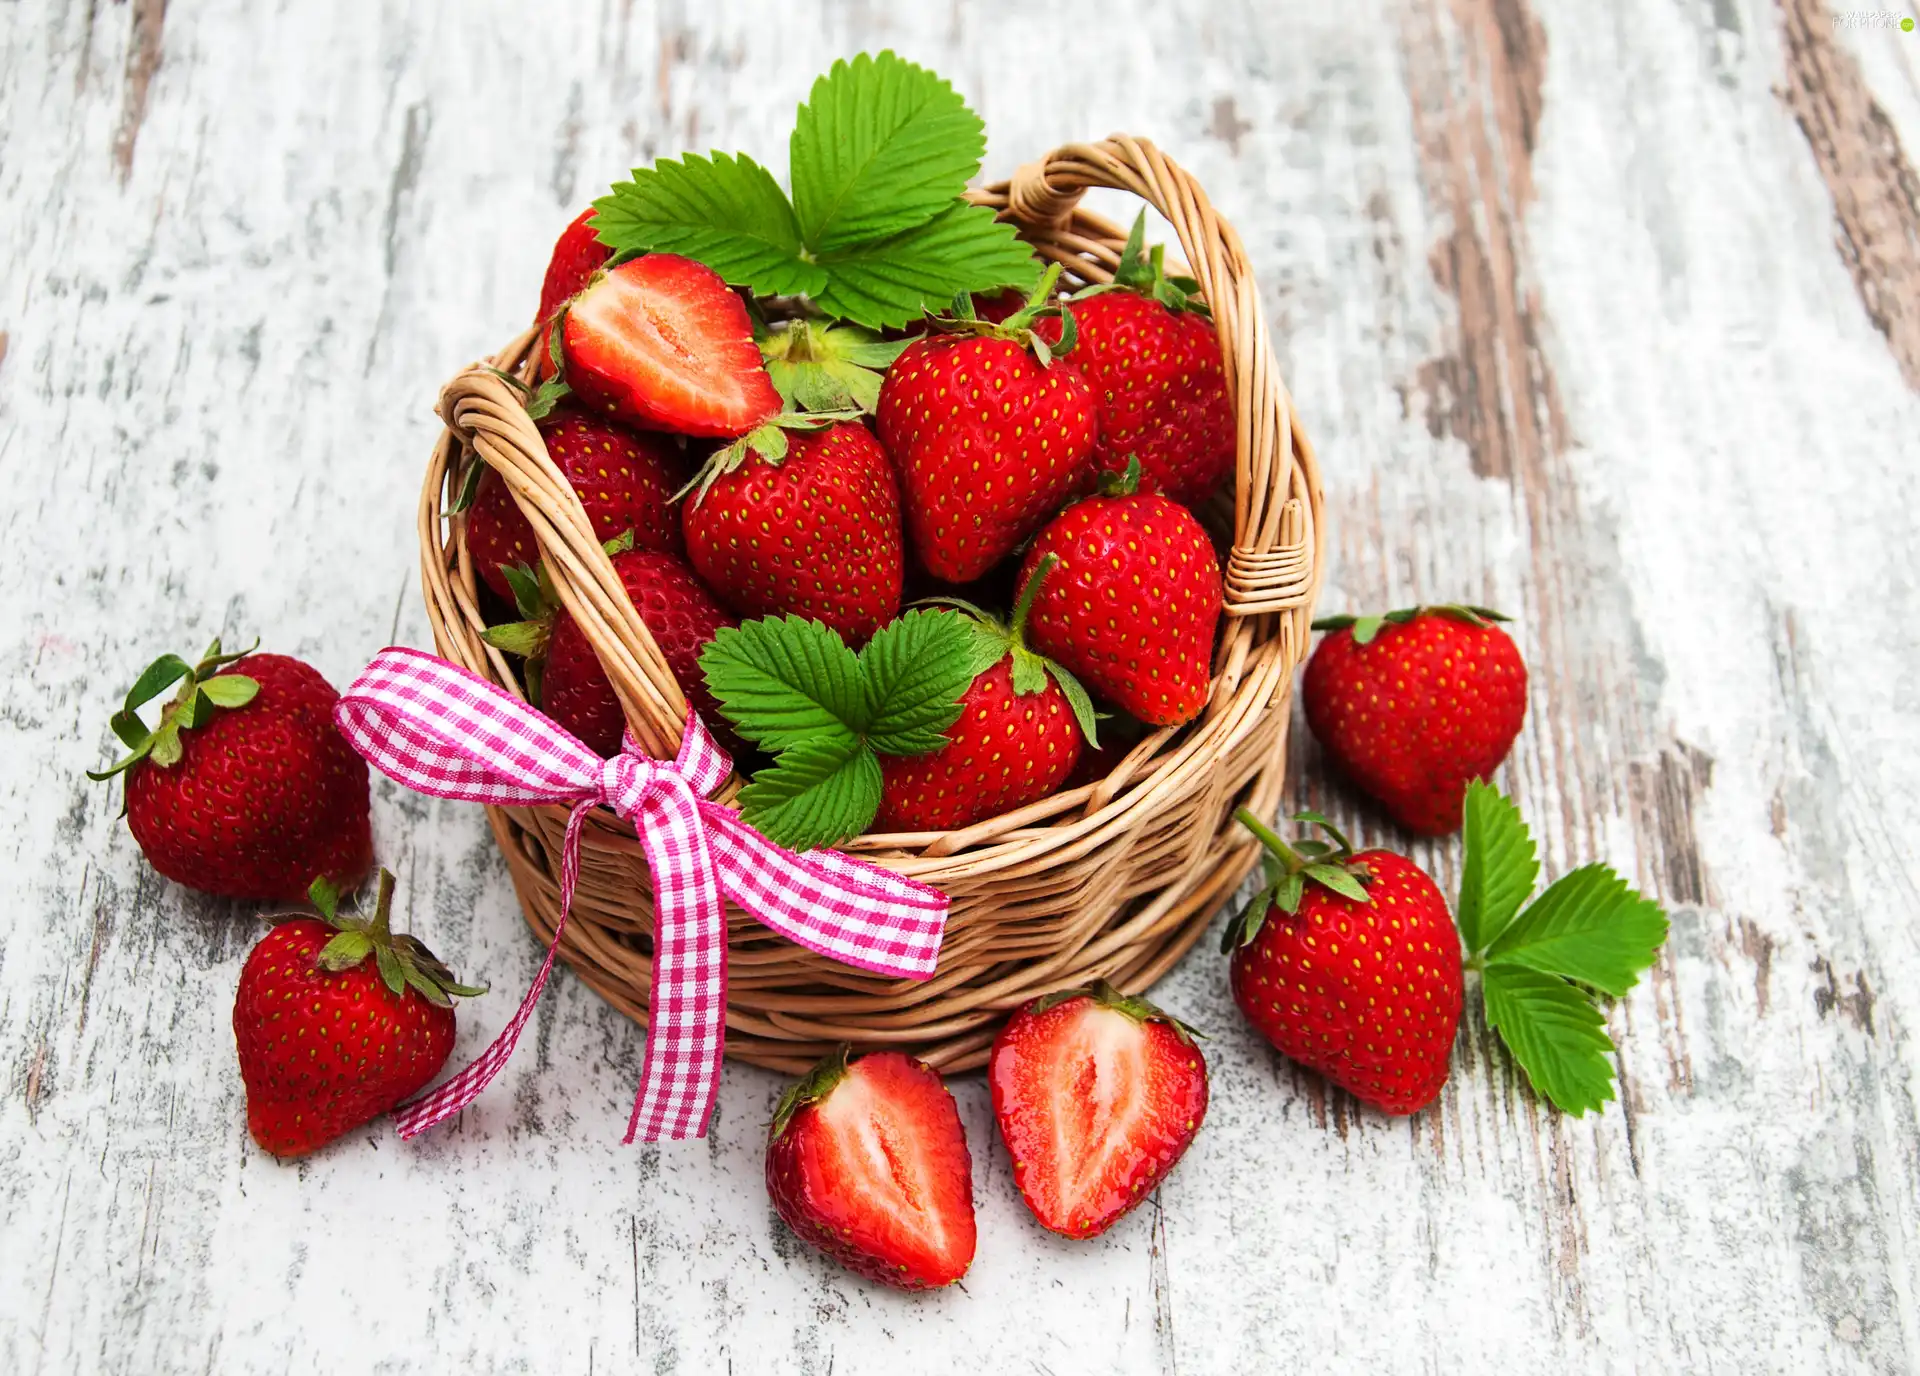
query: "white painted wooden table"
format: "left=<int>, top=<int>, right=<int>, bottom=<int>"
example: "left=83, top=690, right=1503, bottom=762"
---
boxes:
left=5, top=1, right=1919, bottom=1370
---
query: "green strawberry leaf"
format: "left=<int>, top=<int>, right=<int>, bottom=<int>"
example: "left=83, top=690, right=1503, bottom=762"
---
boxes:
left=591, top=152, right=824, bottom=299
left=1481, top=963, right=1618, bottom=1116
left=789, top=51, right=985, bottom=253
left=308, top=875, right=342, bottom=922
left=811, top=202, right=1042, bottom=331
left=1457, top=780, right=1538, bottom=954
left=700, top=615, right=867, bottom=753
left=1486, top=864, right=1669, bottom=997
left=859, top=608, right=976, bottom=756
left=197, top=674, right=259, bottom=709
left=1045, top=662, right=1101, bottom=748
left=123, top=654, right=192, bottom=713
left=736, top=736, right=883, bottom=851
left=316, top=929, right=374, bottom=972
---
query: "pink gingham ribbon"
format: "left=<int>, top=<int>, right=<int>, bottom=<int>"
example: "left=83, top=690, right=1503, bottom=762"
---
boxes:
left=332, top=647, right=947, bottom=1143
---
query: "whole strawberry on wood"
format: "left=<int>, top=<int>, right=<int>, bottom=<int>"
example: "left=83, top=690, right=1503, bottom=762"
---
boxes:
left=485, top=543, right=738, bottom=758
left=234, top=870, right=486, bottom=1158
left=876, top=266, right=1098, bottom=583
left=1224, top=809, right=1463, bottom=1116
left=464, top=403, right=687, bottom=602
left=1036, top=212, right=1237, bottom=506
left=90, top=641, right=372, bottom=902
left=1303, top=605, right=1528, bottom=835
left=765, top=1047, right=977, bottom=1290
left=681, top=415, right=903, bottom=644
left=874, top=554, right=1099, bottom=832
left=559, top=253, right=781, bottom=438
left=990, top=981, right=1208, bottom=1239
left=1017, top=460, right=1225, bottom=728
left=536, top=207, right=611, bottom=324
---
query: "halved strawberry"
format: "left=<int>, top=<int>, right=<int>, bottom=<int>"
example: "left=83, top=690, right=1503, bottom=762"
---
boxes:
left=561, top=254, right=780, bottom=439
left=765, top=1048, right=977, bottom=1290
left=989, top=982, right=1208, bottom=1239
left=536, top=208, right=610, bottom=323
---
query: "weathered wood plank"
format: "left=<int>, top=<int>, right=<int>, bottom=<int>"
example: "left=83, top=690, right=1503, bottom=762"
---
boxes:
left=1, top=0, right=1917, bottom=1370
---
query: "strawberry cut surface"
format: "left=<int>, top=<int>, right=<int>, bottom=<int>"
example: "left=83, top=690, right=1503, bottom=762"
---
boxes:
left=990, top=989, right=1208, bottom=1239
left=562, top=254, right=780, bottom=438
left=765, top=1051, right=976, bottom=1290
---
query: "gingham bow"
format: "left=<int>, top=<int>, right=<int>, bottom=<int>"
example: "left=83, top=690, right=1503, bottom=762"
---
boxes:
left=333, top=647, right=947, bottom=1143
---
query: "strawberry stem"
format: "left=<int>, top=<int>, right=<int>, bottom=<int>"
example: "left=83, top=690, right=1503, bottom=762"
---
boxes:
left=1233, top=806, right=1303, bottom=869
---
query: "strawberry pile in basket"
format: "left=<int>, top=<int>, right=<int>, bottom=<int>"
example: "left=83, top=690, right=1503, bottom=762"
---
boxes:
left=474, top=220, right=1236, bottom=847
left=84, top=50, right=1670, bottom=1295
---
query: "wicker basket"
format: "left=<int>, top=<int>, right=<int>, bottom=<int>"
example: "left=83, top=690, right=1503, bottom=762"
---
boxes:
left=415, top=137, right=1324, bottom=1075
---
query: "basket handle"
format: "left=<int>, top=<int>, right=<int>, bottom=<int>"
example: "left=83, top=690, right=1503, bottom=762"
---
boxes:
left=435, top=366, right=691, bottom=761
left=970, top=137, right=1322, bottom=619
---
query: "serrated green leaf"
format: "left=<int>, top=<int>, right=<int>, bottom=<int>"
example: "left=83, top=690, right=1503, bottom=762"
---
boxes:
left=812, top=202, right=1042, bottom=330
left=1458, top=780, right=1538, bottom=955
left=700, top=616, right=867, bottom=752
left=1487, top=864, right=1669, bottom=997
left=591, top=152, right=825, bottom=298
left=1482, top=964, right=1617, bottom=1115
left=198, top=674, right=259, bottom=709
left=790, top=51, right=985, bottom=254
left=736, top=737, right=882, bottom=850
left=859, top=608, right=976, bottom=756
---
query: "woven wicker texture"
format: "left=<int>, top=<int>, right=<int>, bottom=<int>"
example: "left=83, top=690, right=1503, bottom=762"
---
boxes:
left=417, top=137, right=1325, bottom=1074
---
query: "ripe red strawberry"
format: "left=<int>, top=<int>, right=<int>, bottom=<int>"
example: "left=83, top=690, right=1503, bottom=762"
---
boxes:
left=874, top=556, right=1095, bottom=831
left=876, top=270, right=1098, bottom=582
left=1017, top=466, right=1224, bottom=727
left=536, top=207, right=610, bottom=322
left=765, top=1047, right=976, bottom=1290
left=1225, top=810, right=1463, bottom=1115
left=989, top=982, right=1208, bottom=1239
left=466, top=405, right=687, bottom=601
left=682, top=418, right=903, bottom=643
left=561, top=254, right=780, bottom=438
left=91, top=641, right=372, bottom=902
left=1035, top=215, right=1235, bottom=506
left=541, top=551, right=738, bottom=757
left=234, top=870, right=486, bottom=1157
left=1303, top=606, right=1528, bottom=835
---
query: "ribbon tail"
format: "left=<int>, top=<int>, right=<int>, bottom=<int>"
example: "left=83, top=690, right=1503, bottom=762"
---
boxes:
left=623, top=789, right=729, bottom=1144
left=391, top=800, right=595, bottom=1139
left=702, top=805, right=947, bottom=980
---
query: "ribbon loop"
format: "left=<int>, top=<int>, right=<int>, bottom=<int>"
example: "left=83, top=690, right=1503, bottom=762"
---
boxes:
left=333, top=647, right=948, bottom=1143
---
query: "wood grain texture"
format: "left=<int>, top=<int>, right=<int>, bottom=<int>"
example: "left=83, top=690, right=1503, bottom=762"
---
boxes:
left=2, top=0, right=1918, bottom=1371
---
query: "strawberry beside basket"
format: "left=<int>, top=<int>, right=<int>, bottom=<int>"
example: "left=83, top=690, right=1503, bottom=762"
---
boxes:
left=417, top=136, right=1323, bottom=1075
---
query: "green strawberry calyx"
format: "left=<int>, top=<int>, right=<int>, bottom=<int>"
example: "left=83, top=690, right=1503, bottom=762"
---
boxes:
left=88, top=637, right=263, bottom=781
left=1070, top=211, right=1212, bottom=318
left=769, top=1042, right=852, bottom=1141
left=1312, top=604, right=1511, bottom=647
left=480, top=529, right=638, bottom=698
left=676, top=408, right=867, bottom=508
left=1096, top=454, right=1144, bottom=498
left=306, top=868, right=489, bottom=1009
left=1222, top=807, right=1376, bottom=952
left=758, top=318, right=911, bottom=417
left=921, top=262, right=1080, bottom=368
left=916, top=553, right=1102, bottom=747
left=1029, top=978, right=1203, bottom=1044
